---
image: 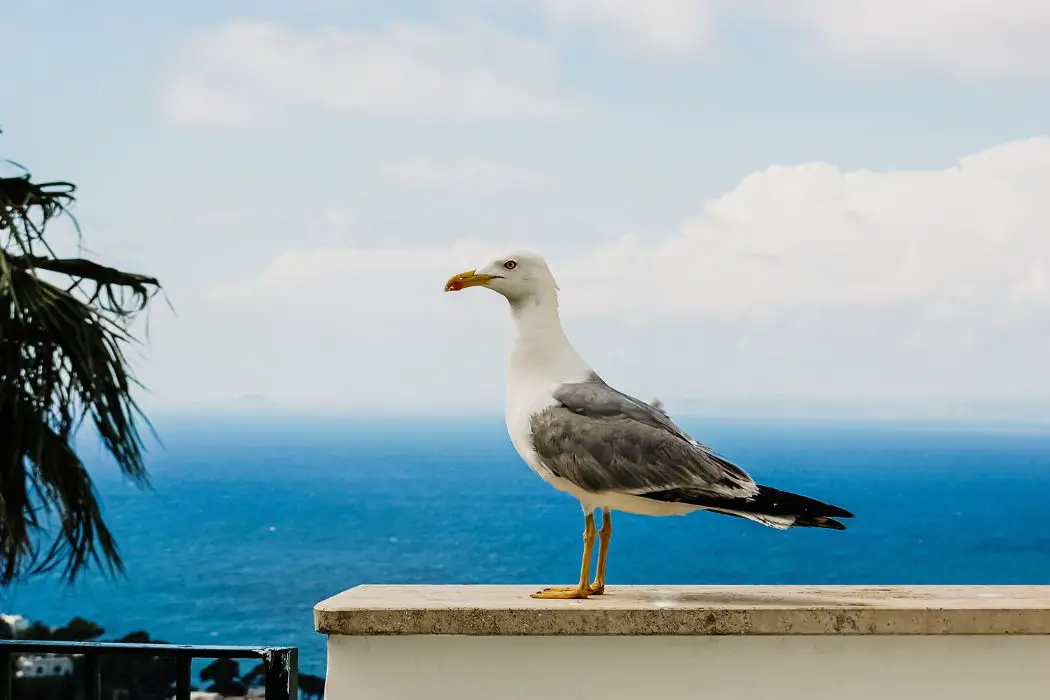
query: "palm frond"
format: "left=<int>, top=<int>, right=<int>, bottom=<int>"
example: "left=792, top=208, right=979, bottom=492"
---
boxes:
left=0, top=175, right=78, bottom=257
left=0, top=399, right=121, bottom=581
left=0, top=131, right=164, bottom=585
left=7, top=255, right=160, bottom=319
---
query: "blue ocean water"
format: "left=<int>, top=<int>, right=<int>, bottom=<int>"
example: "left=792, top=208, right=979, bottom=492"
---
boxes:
left=5, top=414, right=1050, bottom=676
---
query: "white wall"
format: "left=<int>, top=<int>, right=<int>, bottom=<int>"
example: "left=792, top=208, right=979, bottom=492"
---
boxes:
left=325, top=634, right=1050, bottom=700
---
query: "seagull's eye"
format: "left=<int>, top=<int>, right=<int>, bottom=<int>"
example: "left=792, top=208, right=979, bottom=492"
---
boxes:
left=503, top=260, right=518, bottom=270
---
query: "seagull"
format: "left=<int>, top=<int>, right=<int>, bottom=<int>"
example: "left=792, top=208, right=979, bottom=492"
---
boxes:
left=445, top=251, right=852, bottom=600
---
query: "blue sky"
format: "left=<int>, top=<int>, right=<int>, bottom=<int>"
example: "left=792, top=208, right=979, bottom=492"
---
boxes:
left=4, top=0, right=1050, bottom=416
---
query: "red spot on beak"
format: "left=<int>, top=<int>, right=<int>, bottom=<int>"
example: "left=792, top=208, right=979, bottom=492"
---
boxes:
left=445, top=269, right=488, bottom=292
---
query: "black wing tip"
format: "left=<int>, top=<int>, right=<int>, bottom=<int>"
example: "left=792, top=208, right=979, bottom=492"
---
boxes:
left=819, top=504, right=854, bottom=519
left=755, top=485, right=854, bottom=520
left=793, top=515, right=848, bottom=531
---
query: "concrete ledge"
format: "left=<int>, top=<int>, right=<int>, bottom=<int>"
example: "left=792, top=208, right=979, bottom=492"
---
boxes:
left=314, top=585, right=1050, bottom=636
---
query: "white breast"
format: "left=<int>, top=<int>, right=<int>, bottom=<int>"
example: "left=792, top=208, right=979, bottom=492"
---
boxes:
left=500, top=289, right=606, bottom=505
left=504, top=374, right=559, bottom=481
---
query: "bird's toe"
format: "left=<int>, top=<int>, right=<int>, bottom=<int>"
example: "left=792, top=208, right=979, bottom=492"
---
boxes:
left=530, top=586, right=589, bottom=600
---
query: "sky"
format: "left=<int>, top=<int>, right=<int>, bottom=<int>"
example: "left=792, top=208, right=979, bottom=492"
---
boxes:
left=3, top=0, right=1050, bottom=417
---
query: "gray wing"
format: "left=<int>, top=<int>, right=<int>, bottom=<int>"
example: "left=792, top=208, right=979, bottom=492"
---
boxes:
left=529, top=373, right=757, bottom=497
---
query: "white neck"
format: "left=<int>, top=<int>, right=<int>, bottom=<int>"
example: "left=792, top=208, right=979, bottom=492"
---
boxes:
left=507, top=292, right=590, bottom=384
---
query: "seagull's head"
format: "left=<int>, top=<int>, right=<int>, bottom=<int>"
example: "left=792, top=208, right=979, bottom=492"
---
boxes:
left=444, top=250, right=559, bottom=305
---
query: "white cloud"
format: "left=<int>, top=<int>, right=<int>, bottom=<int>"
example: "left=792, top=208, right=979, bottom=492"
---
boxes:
left=164, top=19, right=582, bottom=126
left=760, top=0, right=1050, bottom=79
left=207, top=240, right=505, bottom=303
left=220, top=137, right=1050, bottom=320
left=185, top=239, right=512, bottom=410
left=537, top=0, right=714, bottom=55
left=381, top=159, right=545, bottom=192
left=516, top=0, right=1050, bottom=76
left=561, top=137, right=1050, bottom=319
left=174, top=137, right=1050, bottom=410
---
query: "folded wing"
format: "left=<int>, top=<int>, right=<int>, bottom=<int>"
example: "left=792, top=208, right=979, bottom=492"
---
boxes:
left=529, top=373, right=758, bottom=498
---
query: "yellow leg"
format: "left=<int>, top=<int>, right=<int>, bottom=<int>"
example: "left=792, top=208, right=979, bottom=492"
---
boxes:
left=531, top=512, right=597, bottom=600
left=588, top=508, right=612, bottom=595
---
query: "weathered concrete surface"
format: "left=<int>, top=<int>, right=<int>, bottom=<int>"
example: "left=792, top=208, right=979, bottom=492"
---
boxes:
left=315, top=585, right=1050, bottom=636
left=323, top=635, right=1050, bottom=700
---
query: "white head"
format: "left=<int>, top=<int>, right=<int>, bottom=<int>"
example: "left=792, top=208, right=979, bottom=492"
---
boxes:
left=444, top=251, right=559, bottom=308
left=446, top=250, right=588, bottom=375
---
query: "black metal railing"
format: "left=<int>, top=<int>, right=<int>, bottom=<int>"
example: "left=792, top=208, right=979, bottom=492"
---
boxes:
left=0, top=639, right=298, bottom=700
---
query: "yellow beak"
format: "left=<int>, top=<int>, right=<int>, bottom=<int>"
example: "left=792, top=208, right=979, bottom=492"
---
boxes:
left=444, top=269, right=497, bottom=292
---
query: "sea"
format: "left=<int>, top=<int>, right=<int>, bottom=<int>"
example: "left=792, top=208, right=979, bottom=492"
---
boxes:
left=6, top=413, right=1050, bottom=677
